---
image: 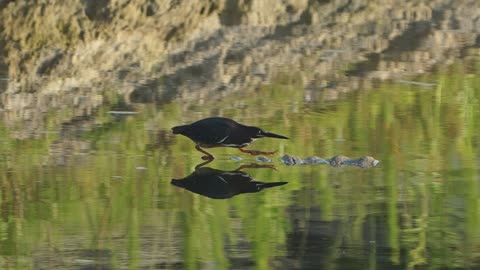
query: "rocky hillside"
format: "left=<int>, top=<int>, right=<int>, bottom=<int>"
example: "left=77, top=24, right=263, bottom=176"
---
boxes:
left=0, top=0, right=479, bottom=137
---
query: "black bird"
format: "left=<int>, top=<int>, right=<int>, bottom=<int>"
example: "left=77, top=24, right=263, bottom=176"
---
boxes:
left=172, top=117, right=288, bottom=160
left=171, top=165, right=287, bottom=199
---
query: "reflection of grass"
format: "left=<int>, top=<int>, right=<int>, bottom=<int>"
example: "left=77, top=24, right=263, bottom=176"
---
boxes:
left=0, top=59, right=479, bottom=268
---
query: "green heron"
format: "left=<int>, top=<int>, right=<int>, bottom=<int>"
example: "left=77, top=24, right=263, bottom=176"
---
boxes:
left=172, top=117, right=288, bottom=160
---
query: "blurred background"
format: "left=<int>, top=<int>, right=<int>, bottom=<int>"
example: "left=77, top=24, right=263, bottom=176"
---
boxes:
left=0, top=0, right=479, bottom=269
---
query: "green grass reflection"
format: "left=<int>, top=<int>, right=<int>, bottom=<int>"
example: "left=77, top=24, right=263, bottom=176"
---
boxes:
left=0, top=59, right=479, bottom=269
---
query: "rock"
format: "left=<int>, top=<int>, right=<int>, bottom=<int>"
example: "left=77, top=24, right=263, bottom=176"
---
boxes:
left=280, top=154, right=379, bottom=168
left=230, top=156, right=243, bottom=162
left=326, top=155, right=380, bottom=168
left=302, top=156, right=328, bottom=165
left=327, top=155, right=350, bottom=167
left=280, top=154, right=303, bottom=166
left=351, top=156, right=380, bottom=168
left=256, top=156, right=272, bottom=163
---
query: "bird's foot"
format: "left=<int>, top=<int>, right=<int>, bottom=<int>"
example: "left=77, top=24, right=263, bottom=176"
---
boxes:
left=239, top=148, right=277, bottom=156
left=235, top=163, right=277, bottom=171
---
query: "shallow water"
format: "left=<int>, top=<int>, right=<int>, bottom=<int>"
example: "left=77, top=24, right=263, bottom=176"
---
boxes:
left=0, top=58, right=478, bottom=269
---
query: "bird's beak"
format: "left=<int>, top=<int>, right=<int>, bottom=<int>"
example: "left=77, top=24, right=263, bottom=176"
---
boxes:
left=261, top=131, right=289, bottom=139
left=170, top=179, right=182, bottom=187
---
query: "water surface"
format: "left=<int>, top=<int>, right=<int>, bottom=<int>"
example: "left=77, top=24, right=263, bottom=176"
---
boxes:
left=0, top=59, right=479, bottom=269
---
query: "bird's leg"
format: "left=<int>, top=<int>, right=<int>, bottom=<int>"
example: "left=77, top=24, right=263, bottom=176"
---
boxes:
left=234, top=163, right=277, bottom=171
left=195, top=145, right=214, bottom=160
left=239, top=147, right=277, bottom=156
left=194, top=158, right=214, bottom=170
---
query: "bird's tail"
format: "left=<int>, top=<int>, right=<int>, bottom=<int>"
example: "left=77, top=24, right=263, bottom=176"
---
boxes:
left=256, top=181, right=288, bottom=189
left=172, top=125, right=189, bottom=134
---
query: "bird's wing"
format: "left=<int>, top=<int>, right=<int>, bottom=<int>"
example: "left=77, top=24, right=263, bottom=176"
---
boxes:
left=190, top=120, right=233, bottom=145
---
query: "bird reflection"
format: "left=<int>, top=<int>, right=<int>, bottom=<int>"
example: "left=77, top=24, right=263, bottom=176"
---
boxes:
left=171, top=161, right=287, bottom=199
